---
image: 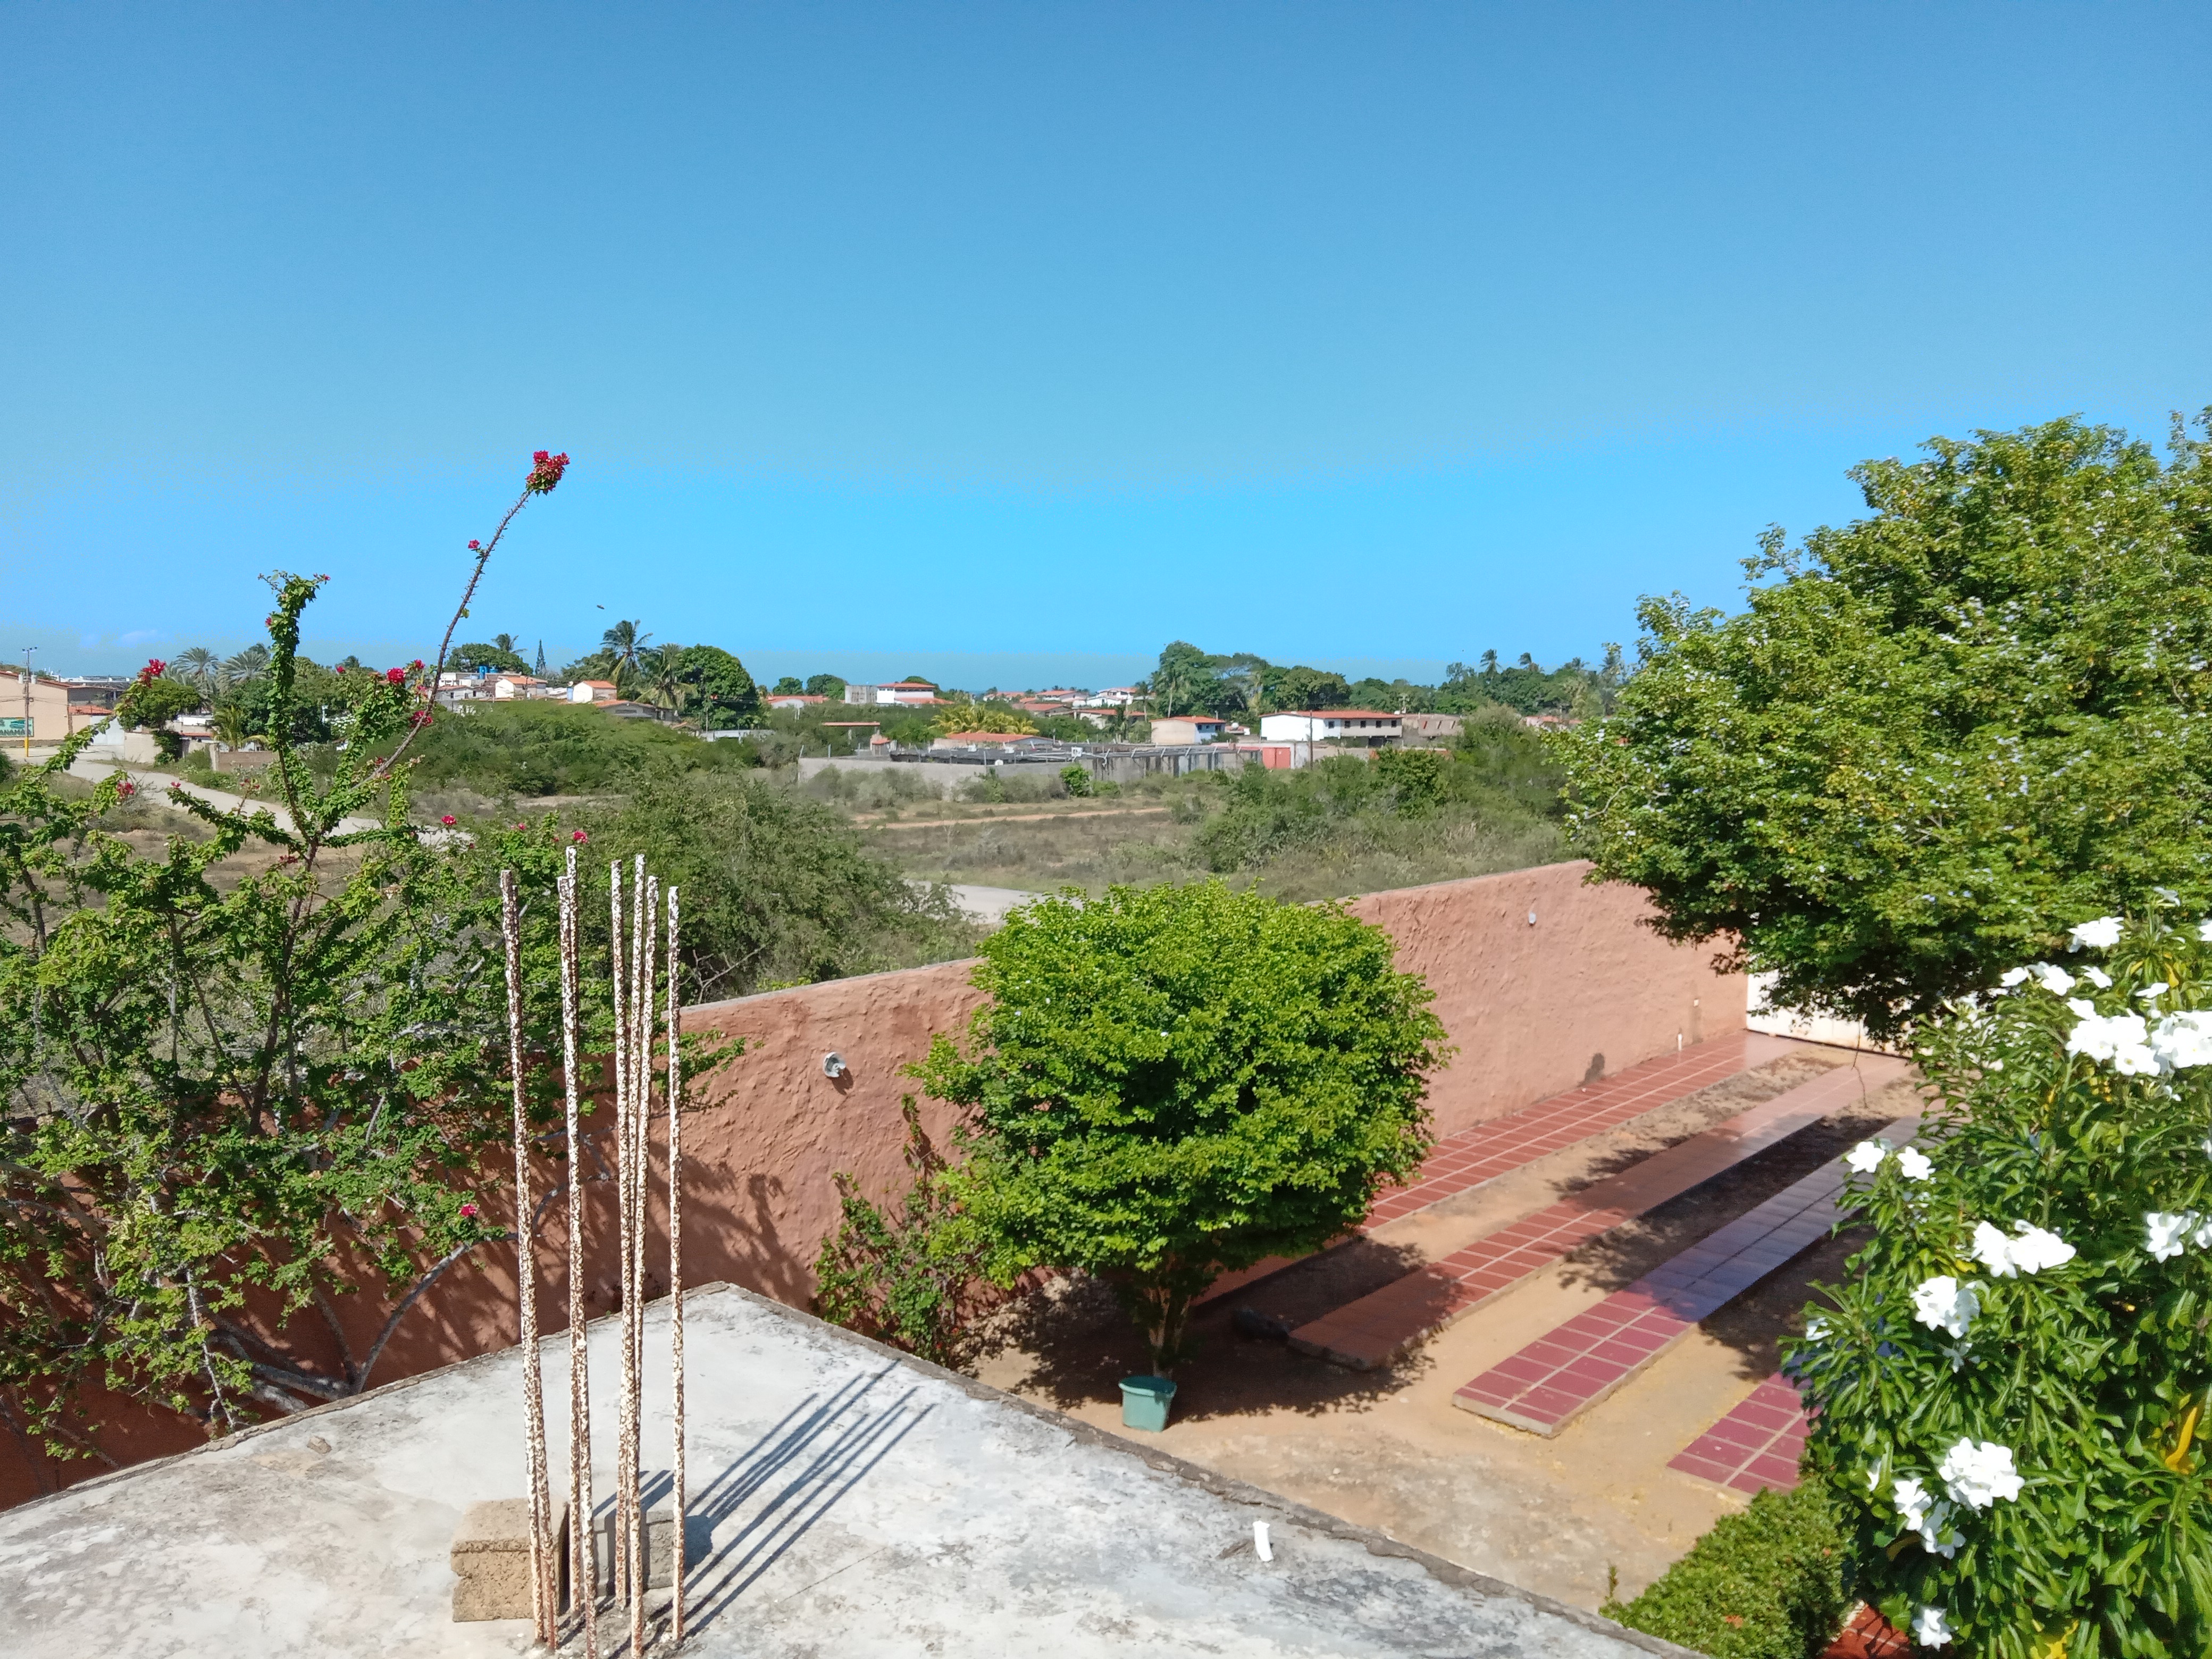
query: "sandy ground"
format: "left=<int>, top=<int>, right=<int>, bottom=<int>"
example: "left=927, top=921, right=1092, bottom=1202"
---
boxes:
left=967, top=1055, right=1923, bottom=1611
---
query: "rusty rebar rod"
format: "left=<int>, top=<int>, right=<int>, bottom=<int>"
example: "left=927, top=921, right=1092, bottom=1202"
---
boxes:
left=500, top=868, right=555, bottom=1646
left=666, top=883, right=686, bottom=1646
left=558, top=851, right=598, bottom=1657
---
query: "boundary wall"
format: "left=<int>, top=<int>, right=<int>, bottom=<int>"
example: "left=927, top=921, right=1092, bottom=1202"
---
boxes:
left=1, top=860, right=1739, bottom=1506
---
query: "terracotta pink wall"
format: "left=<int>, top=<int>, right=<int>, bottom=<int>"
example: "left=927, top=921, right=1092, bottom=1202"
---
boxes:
left=1345, top=860, right=1741, bottom=1140
left=1, top=862, right=1739, bottom=1509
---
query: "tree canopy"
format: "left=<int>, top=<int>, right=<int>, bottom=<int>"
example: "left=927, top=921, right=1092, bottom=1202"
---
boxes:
left=450, top=641, right=530, bottom=674
left=914, top=881, right=1447, bottom=1371
left=673, top=644, right=759, bottom=727
left=1559, top=414, right=2212, bottom=1038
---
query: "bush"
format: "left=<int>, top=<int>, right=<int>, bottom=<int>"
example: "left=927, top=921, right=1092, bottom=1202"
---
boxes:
left=1603, top=1482, right=1853, bottom=1659
left=913, top=880, right=1447, bottom=1371
left=362, top=699, right=752, bottom=795
left=813, top=1099, right=995, bottom=1367
left=1793, top=908, right=2212, bottom=1657
left=566, top=764, right=975, bottom=1002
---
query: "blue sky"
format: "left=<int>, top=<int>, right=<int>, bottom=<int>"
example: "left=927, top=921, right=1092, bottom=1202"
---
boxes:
left=4, top=3, right=2206, bottom=685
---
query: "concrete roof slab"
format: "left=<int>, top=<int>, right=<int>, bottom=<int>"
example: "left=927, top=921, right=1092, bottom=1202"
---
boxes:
left=0, top=1285, right=1679, bottom=1658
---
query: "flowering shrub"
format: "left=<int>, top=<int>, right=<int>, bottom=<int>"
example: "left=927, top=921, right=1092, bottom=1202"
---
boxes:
left=0, top=454, right=600, bottom=1472
left=1795, top=909, right=2212, bottom=1657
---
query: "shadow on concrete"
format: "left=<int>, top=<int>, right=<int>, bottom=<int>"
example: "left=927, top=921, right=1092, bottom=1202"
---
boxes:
left=971, top=1268, right=1434, bottom=1423
left=680, top=1363, right=931, bottom=1637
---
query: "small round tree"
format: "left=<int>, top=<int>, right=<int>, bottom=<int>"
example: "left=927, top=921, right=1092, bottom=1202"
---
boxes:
left=913, top=880, right=1447, bottom=1373
left=1794, top=909, right=2212, bottom=1657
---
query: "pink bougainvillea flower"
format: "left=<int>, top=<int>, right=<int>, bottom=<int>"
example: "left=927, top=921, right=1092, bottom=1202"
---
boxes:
left=410, top=659, right=424, bottom=670
left=440, top=815, right=457, bottom=826
left=467, top=539, right=481, bottom=551
left=386, top=667, right=406, bottom=684
left=409, top=710, right=434, bottom=728
left=116, top=780, right=136, bottom=797
left=138, top=658, right=167, bottom=682
left=459, top=1201, right=479, bottom=1219
left=572, top=830, right=590, bottom=843
left=526, top=450, right=571, bottom=493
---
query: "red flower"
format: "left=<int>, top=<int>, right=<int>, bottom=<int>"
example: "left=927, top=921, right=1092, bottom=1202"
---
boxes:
left=410, top=659, right=423, bottom=670
left=409, top=709, right=434, bottom=728
left=526, top=449, right=571, bottom=494
left=572, top=830, right=589, bottom=843
left=514, top=822, right=526, bottom=831
left=459, top=1201, right=479, bottom=1220
left=116, top=780, right=136, bottom=797
left=467, top=540, right=481, bottom=551
left=440, top=815, right=457, bottom=826
left=386, top=667, right=406, bottom=684
left=138, top=658, right=166, bottom=682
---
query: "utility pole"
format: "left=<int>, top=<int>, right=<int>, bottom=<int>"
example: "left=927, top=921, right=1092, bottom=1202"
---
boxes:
left=20, top=647, right=34, bottom=761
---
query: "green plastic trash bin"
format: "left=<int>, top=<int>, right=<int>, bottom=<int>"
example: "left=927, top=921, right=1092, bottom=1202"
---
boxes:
left=1120, top=1375, right=1177, bottom=1432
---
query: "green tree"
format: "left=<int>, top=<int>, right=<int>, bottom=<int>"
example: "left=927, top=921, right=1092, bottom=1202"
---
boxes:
left=1558, top=414, right=2212, bottom=1039
left=805, top=673, right=847, bottom=699
left=913, top=882, right=1447, bottom=1372
left=166, top=648, right=220, bottom=700
left=1146, top=641, right=1219, bottom=716
left=1795, top=910, right=2212, bottom=1658
left=1268, top=664, right=1352, bottom=712
left=451, top=641, right=530, bottom=674
left=0, top=581, right=588, bottom=1464
left=116, top=670, right=202, bottom=762
left=931, top=699, right=1037, bottom=736
left=600, top=619, right=651, bottom=685
left=568, top=764, right=971, bottom=1001
left=771, top=676, right=805, bottom=696
left=673, top=644, right=759, bottom=727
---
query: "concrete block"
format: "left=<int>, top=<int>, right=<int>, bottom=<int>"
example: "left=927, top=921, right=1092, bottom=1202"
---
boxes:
left=593, top=1505, right=691, bottom=1594
left=450, top=1497, right=569, bottom=1622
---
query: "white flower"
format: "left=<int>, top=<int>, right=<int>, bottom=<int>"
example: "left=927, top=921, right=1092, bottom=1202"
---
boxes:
left=2069, top=916, right=2124, bottom=951
left=1937, top=1437, right=2023, bottom=1508
left=1892, top=1473, right=1936, bottom=1531
left=1916, top=1500, right=1965, bottom=1558
left=1896, top=1146, right=1934, bottom=1181
left=2068, top=1008, right=2158, bottom=1073
left=1971, top=1220, right=2075, bottom=1276
left=2136, top=979, right=2167, bottom=1000
left=2008, top=1221, right=2076, bottom=1273
left=2151, top=1012, right=2212, bottom=1070
left=2066, top=997, right=2097, bottom=1018
left=2032, top=963, right=2077, bottom=994
left=1913, top=1275, right=1981, bottom=1337
left=1914, top=1606, right=1956, bottom=1647
left=2146, top=1211, right=2200, bottom=1261
left=1998, top=966, right=2032, bottom=989
left=2082, top=967, right=2113, bottom=988
left=1804, top=1315, right=1831, bottom=1342
left=2202, top=1134, right=2212, bottom=1161
left=1844, top=1139, right=1890, bottom=1174
left=1940, top=1339, right=1973, bottom=1372
left=2199, top=919, right=2212, bottom=943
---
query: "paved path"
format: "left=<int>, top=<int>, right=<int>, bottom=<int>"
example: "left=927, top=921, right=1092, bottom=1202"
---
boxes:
left=1452, top=1113, right=1917, bottom=1435
left=1288, top=1054, right=1914, bottom=1370
left=1670, top=1372, right=1814, bottom=1497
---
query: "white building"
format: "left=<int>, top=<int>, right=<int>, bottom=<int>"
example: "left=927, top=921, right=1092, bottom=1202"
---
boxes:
left=1258, top=710, right=1404, bottom=747
left=843, top=680, right=941, bottom=707
left=1079, top=686, right=1143, bottom=709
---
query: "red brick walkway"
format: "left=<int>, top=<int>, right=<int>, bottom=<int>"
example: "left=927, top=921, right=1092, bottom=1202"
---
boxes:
left=1450, top=1115, right=1915, bottom=1434
left=1287, top=1055, right=1911, bottom=1370
left=1365, top=1032, right=1800, bottom=1226
left=1669, top=1373, right=1813, bottom=1495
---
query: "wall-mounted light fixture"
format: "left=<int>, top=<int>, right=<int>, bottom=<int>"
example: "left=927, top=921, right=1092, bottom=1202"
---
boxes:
left=823, top=1052, right=847, bottom=1079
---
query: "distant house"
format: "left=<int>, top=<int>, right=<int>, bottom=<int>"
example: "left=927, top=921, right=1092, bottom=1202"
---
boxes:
left=1400, top=713, right=1463, bottom=744
left=1258, top=710, right=1404, bottom=748
left=843, top=680, right=941, bottom=707
left=491, top=674, right=545, bottom=700
left=568, top=680, right=621, bottom=705
left=766, top=693, right=829, bottom=710
left=1521, top=712, right=1580, bottom=731
left=598, top=700, right=676, bottom=723
left=1149, top=715, right=1229, bottom=745
left=1079, top=687, right=1142, bottom=709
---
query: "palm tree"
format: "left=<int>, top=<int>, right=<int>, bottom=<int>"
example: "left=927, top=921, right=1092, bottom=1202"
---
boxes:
left=600, top=621, right=651, bottom=683
left=493, top=632, right=518, bottom=656
left=222, top=644, right=271, bottom=685
left=170, top=647, right=219, bottom=701
left=644, top=642, right=687, bottom=711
